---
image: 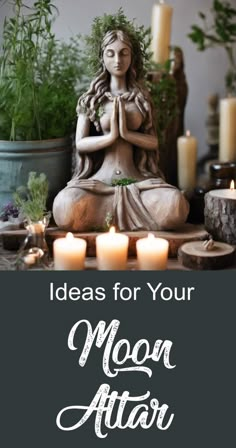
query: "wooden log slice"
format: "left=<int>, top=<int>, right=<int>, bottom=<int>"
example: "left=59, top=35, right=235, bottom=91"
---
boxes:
left=178, top=240, right=235, bottom=270
left=1, top=224, right=208, bottom=258
left=205, top=190, right=236, bottom=244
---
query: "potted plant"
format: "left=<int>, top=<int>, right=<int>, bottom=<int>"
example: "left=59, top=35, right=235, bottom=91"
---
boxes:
left=0, top=0, right=87, bottom=209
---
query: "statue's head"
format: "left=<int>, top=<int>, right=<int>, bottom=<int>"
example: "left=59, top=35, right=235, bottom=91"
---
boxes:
left=101, top=30, right=133, bottom=79
left=85, top=9, right=150, bottom=81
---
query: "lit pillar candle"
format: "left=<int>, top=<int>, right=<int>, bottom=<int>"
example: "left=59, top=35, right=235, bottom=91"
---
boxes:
left=53, top=232, right=87, bottom=270
left=96, top=227, right=129, bottom=270
left=219, top=97, right=236, bottom=162
left=177, top=130, right=197, bottom=190
left=151, top=0, right=173, bottom=64
left=136, top=234, right=169, bottom=270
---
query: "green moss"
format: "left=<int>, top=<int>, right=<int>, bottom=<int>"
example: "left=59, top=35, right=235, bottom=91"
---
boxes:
left=111, top=178, right=137, bottom=186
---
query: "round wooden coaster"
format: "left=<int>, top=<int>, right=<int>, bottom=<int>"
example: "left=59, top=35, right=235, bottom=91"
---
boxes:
left=178, top=240, right=235, bottom=270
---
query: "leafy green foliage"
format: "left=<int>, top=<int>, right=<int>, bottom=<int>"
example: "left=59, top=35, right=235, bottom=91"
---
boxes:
left=13, top=172, right=49, bottom=221
left=148, top=60, right=178, bottom=145
left=0, top=0, right=88, bottom=140
left=85, top=7, right=152, bottom=79
left=188, top=0, right=236, bottom=93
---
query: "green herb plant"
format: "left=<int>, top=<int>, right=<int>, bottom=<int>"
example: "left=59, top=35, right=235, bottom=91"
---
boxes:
left=148, top=59, right=178, bottom=145
left=188, top=0, right=236, bottom=94
left=0, top=0, right=87, bottom=140
left=13, top=172, right=49, bottom=222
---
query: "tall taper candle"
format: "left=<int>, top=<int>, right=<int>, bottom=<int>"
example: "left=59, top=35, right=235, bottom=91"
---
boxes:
left=151, top=1, right=173, bottom=64
left=219, top=97, right=236, bottom=162
left=177, top=130, right=197, bottom=190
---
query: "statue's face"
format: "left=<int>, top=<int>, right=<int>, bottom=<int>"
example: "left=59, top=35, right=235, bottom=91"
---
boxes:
left=103, top=38, right=131, bottom=77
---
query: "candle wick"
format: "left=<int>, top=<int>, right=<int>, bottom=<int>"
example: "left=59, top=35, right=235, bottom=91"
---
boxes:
left=66, top=232, right=74, bottom=242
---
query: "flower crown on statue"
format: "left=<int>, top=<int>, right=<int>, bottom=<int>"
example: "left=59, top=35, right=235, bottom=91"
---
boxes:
left=85, top=8, right=152, bottom=80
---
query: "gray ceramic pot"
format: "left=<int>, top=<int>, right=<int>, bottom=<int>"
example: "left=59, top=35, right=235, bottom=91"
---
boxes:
left=0, top=138, right=72, bottom=210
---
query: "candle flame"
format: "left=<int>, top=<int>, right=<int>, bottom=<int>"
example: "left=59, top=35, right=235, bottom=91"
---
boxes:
left=230, top=180, right=235, bottom=190
left=109, top=226, right=116, bottom=234
left=186, top=130, right=191, bottom=137
left=148, top=233, right=155, bottom=240
left=66, top=232, right=74, bottom=242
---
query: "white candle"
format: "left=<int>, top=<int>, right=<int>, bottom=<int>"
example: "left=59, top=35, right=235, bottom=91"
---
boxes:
left=136, top=234, right=169, bottom=270
left=219, top=97, right=236, bottom=162
left=53, top=232, right=87, bottom=270
left=151, top=1, right=173, bottom=64
left=177, top=130, right=197, bottom=190
left=209, top=186, right=236, bottom=200
left=96, top=227, right=129, bottom=270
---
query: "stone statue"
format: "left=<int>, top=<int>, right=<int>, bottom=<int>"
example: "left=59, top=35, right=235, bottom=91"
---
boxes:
left=53, top=27, right=189, bottom=231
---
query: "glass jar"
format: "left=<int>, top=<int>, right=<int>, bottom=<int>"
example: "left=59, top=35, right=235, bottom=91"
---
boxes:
left=16, top=213, right=51, bottom=270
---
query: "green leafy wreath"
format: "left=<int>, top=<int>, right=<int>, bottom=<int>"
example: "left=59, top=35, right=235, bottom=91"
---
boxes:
left=85, top=7, right=152, bottom=80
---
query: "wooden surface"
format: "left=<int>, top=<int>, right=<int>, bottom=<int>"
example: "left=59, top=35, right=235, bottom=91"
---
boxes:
left=1, top=223, right=236, bottom=271
left=1, top=223, right=209, bottom=258
left=0, top=238, right=235, bottom=271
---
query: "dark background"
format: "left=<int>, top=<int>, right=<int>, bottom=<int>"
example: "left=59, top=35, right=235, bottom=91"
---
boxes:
left=1, top=271, right=235, bottom=447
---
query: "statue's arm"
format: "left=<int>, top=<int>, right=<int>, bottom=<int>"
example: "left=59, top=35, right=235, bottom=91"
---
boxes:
left=76, top=98, right=119, bottom=153
left=118, top=97, right=158, bottom=150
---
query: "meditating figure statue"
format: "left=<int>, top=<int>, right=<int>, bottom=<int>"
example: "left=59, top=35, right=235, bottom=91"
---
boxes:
left=53, top=25, right=189, bottom=231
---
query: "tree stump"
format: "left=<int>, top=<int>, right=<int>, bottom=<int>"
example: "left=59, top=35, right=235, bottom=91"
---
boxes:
left=204, top=190, right=236, bottom=244
left=178, top=240, right=235, bottom=270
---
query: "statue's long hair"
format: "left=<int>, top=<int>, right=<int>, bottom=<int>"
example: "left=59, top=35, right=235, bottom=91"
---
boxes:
left=75, top=30, right=159, bottom=179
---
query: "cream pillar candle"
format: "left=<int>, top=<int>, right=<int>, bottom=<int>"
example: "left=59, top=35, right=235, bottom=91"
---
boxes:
left=151, top=1, right=173, bottom=64
left=96, top=227, right=129, bottom=270
left=219, top=97, right=236, bottom=162
left=177, top=130, right=197, bottom=190
left=136, top=234, right=169, bottom=270
left=53, top=232, right=87, bottom=270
